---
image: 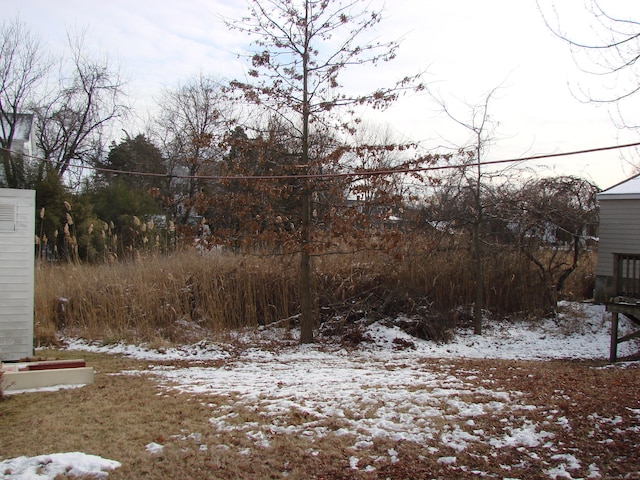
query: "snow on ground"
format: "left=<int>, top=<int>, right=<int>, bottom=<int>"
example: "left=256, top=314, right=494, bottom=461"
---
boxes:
left=2, top=384, right=85, bottom=396
left=63, top=338, right=233, bottom=362
left=64, top=301, right=638, bottom=362
left=2, top=302, right=639, bottom=479
left=0, top=453, right=120, bottom=479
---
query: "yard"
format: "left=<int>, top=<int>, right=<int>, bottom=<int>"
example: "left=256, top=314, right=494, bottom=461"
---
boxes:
left=1, top=302, right=639, bottom=479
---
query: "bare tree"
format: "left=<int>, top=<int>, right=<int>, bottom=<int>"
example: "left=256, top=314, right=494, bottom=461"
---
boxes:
left=507, top=176, right=599, bottom=312
left=346, top=124, right=409, bottom=215
left=226, top=0, right=423, bottom=343
left=33, top=30, right=128, bottom=185
left=0, top=18, right=51, bottom=188
left=151, top=74, right=235, bottom=225
left=429, top=87, right=506, bottom=334
left=538, top=0, right=640, bottom=129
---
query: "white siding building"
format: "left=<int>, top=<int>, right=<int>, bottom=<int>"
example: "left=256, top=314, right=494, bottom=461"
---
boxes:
left=0, top=188, right=35, bottom=361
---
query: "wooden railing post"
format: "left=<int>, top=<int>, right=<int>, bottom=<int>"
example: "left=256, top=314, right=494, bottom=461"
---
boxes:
left=612, top=253, right=620, bottom=299
left=610, top=311, right=619, bottom=363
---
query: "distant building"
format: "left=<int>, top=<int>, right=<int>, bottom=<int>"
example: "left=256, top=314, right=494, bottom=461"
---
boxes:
left=0, top=113, right=36, bottom=157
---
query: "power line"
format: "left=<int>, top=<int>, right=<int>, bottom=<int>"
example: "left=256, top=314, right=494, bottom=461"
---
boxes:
left=3, top=141, right=639, bottom=181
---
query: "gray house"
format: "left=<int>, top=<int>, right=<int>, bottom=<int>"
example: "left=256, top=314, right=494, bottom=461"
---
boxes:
left=593, top=173, right=640, bottom=361
left=594, top=173, right=640, bottom=303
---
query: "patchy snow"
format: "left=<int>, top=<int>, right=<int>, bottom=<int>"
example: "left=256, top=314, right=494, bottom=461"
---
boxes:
left=63, top=301, right=637, bottom=362
left=362, top=301, right=633, bottom=361
left=144, top=442, right=164, bottom=455
left=0, top=452, right=120, bottom=479
left=63, top=338, right=231, bottom=362
left=2, top=384, right=86, bottom=396
left=437, top=456, right=457, bottom=465
left=2, top=301, right=638, bottom=479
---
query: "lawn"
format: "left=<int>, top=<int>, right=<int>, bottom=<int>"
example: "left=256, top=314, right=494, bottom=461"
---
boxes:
left=1, top=302, right=639, bottom=479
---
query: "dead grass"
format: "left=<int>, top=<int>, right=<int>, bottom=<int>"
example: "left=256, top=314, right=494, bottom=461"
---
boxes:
left=33, top=242, right=596, bottom=346
left=34, top=251, right=299, bottom=346
left=1, top=351, right=638, bottom=479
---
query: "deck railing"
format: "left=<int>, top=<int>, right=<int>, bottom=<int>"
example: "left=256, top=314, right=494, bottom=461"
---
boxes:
left=609, top=254, right=640, bottom=362
left=613, top=253, right=640, bottom=299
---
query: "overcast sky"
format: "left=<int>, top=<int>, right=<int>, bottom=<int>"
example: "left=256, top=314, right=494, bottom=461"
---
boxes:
left=5, top=0, right=640, bottom=189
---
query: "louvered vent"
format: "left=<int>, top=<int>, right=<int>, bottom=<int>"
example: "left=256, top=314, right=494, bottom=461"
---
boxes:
left=0, top=203, right=16, bottom=231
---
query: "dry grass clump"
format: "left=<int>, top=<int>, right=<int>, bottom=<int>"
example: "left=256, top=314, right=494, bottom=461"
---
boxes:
left=314, top=241, right=566, bottom=341
left=561, top=250, right=597, bottom=300
left=34, top=236, right=596, bottom=345
left=35, top=250, right=298, bottom=346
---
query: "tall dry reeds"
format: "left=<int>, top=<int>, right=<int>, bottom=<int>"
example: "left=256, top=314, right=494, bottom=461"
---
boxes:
left=34, top=250, right=298, bottom=345
left=34, top=237, right=596, bottom=345
left=315, top=241, right=550, bottom=325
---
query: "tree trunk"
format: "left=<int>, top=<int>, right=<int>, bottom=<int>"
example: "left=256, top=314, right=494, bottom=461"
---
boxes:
left=299, top=185, right=314, bottom=343
left=473, top=221, right=483, bottom=335
left=473, top=146, right=483, bottom=335
left=298, top=0, right=314, bottom=344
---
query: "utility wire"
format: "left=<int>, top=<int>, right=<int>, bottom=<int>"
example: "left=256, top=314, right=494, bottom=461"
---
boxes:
left=3, top=141, right=639, bottom=181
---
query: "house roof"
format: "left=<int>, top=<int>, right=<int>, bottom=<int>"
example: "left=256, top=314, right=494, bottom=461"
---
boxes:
left=597, top=173, right=640, bottom=200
